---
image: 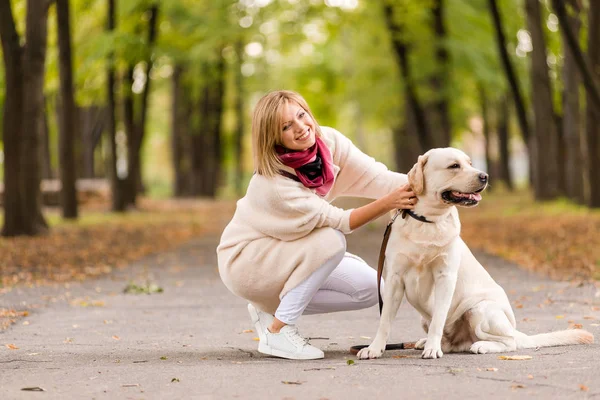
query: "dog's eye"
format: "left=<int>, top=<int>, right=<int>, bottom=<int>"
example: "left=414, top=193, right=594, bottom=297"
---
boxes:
left=448, top=163, right=460, bottom=169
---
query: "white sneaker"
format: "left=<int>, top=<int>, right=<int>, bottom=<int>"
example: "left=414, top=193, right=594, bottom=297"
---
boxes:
left=259, top=325, right=324, bottom=360
left=247, top=303, right=274, bottom=342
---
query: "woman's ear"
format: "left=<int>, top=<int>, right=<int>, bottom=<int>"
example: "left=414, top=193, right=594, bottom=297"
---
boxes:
left=407, top=155, right=428, bottom=195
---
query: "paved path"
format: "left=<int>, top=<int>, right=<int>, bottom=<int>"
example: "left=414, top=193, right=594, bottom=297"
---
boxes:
left=1, top=215, right=599, bottom=400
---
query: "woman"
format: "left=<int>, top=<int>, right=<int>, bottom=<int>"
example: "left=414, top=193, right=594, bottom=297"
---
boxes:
left=217, top=90, right=416, bottom=360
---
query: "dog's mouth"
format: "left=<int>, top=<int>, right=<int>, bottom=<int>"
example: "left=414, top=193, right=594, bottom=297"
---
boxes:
left=441, top=187, right=485, bottom=207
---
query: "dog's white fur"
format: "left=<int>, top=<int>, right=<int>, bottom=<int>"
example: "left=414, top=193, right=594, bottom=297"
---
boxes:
left=357, top=148, right=594, bottom=359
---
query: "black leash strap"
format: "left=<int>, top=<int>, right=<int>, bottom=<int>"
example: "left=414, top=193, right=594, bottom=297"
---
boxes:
left=349, top=208, right=432, bottom=355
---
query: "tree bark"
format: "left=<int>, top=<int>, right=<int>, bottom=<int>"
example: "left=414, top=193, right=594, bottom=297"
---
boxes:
left=479, top=85, right=495, bottom=188
left=124, top=5, right=159, bottom=206
left=106, top=0, right=126, bottom=212
left=234, top=41, right=245, bottom=196
left=382, top=2, right=431, bottom=152
left=20, top=0, right=51, bottom=234
left=0, top=0, right=26, bottom=236
left=551, top=0, right=600, bottom=114
left=585, top=1, right=600, bottom=207
left=431, top=0, right=452, bottom=147
left=497, top=95, right=513, bottom=190
left=561, top=0, right=583, bottom=203
left=171, top=65, right=190, bottom=197
left=525, top=0, right=559, bottom=200
left=488, top=0, right=530, bottom=144
left=40, top=99, right=53, bottom=180
left=56, top=0, right=78, bottom=219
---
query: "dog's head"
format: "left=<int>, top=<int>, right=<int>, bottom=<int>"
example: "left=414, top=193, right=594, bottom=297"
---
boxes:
left=407, top=148, right=488, bottom=208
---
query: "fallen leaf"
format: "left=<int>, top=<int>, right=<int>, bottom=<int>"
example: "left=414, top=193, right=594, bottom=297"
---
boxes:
left=282, top=381, right=303, bottom=385
left=527, top=374, right=534, bottom=379
left=5, top=344, right=18, bottom=350
left=21, top=387, right=45, bottom=392
left=160, top=356, right=167, bottom=360
left=583, top=316, right=596, bottom=320
left=569, top=323, right=583, bottom=329
left=304, top=367, right=336, bottom=371
left=392, top=355, right=418, bottom=359
left=252, top=337, right=260, bottom=341
left=498, top=355, right=532, bottom=361
left=485, top=367, right=498, bottom=372
left=171, top=378, right=180, bottom=383
left=580, top=384, right=589, bottom=392
left=347, top=359, right=355, bottom=365
left=112, top=335, right=120, bottom=340
left=555, top=315, right=565, bottom=319
left=64, top=337, right=74, bottom=343
left=241, top=329, right=253, bottom=333
left=511, top=384, right=526, bottom=389
left=359, top=336, right=372, bottom=340
left=121, top=384, right=139, bottom=388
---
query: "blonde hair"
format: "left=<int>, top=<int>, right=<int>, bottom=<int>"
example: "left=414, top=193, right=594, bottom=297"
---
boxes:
left=252, top=90, right=322, bottom=177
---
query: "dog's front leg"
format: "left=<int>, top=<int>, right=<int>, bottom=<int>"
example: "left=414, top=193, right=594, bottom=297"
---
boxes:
left=422, top=253, right=460, bottom=359
left=357, top=265, right=404, bottom=359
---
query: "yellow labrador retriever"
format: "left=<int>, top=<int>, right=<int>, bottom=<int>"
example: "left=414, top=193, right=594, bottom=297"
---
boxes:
left=357, top=148, right=594, bottom=359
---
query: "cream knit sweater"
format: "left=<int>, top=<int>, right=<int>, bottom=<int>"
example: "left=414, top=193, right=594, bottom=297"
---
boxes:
left=216, top=127, right=407, bottom=314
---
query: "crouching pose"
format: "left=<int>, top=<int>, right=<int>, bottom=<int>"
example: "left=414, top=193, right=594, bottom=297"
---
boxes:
left=217, top=90, right=417, bottom=360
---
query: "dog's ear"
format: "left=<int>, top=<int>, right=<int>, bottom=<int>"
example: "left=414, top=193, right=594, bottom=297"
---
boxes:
left=407, top=155, right=428, bottom=195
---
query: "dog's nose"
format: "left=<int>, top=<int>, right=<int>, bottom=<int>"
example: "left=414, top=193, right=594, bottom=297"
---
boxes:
left=479, top=173, right=488, bottom=183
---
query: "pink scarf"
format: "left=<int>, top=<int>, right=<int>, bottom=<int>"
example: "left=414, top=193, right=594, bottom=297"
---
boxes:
left=276, top=137, right=335, bottom=196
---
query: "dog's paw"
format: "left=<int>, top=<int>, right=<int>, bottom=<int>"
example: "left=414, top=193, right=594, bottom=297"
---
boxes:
left=421, top=346, right=444, bottom=359
left=414, top=338, right=427, bottom=350
left=356, top=345, right=384, bottom=360
left=470, top=341, right=495, bottom=354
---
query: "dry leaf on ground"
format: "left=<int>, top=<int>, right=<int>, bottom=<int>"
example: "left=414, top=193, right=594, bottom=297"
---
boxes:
left=498, top=355, right=532, bottom=361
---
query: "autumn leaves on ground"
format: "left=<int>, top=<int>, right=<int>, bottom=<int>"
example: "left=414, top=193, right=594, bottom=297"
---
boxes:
left=1, top=189, right=599, bottom=330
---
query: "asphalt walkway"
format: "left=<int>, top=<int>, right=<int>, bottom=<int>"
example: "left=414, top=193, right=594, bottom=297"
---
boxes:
left=1, top=215, right=599, bottom=399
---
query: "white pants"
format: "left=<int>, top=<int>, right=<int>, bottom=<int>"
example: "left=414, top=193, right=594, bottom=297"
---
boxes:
left=275, top=232, right=381, bottom=325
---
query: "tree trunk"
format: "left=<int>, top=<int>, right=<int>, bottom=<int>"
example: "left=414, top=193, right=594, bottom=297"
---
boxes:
left=431, top=0, right=452, bottom=147
left=585, top=1, right=600, bottom=207
left=56, top=0, right=78, bottom=219
left=209, top=56, right=225, bottom=197
left=479, top=85, right=495, bottom=188
left=551, top=0, right=600, bottom=114
left=382, top=2, right=431, bottom=152
left=526, top=0, right=559, bottom=200
left=106, top=0, right=126, bottom=212
left=40, top=99, right=53, bottom=180
left=561, top=1, right=583, bottom=202
left=497, top=96, right=513, bottom=190
left=20, top=0, right=51, bottom=234
left=488, top=0, right=530, bottom=145
left=394, top=97, right=422, bottom=172
left=234, top=41, right=245, bottom=196
left=171, top=65, right=190, bottom=197
left=124, top=5, right=159, bottom=206
left=0, top=0, right=26, bottom=236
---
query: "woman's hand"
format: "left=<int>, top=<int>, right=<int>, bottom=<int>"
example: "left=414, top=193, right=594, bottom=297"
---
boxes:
left=383, top=183, right=418, bottom=211
left=348, top=184, right=418, bottom=230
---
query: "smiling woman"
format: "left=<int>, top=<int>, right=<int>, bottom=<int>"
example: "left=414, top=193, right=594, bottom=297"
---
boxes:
left=216, top=90, right=418, bottom=360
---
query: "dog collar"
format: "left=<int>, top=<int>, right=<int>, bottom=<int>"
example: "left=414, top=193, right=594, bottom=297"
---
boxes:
left=401, top=209, right=433, bottom=224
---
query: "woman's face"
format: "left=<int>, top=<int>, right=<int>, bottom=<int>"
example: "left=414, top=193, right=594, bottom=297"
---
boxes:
left=279, top=101, right=316, bottom=151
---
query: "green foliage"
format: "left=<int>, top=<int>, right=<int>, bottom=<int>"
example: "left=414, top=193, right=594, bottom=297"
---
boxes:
left=1, top=0, right=565, bottom=194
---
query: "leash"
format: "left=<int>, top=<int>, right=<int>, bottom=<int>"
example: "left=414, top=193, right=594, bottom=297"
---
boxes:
left=349, top=208, right=432, bottom=355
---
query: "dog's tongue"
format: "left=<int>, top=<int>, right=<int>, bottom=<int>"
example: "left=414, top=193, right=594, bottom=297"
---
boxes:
left=452, top=191, right=482, bottom=201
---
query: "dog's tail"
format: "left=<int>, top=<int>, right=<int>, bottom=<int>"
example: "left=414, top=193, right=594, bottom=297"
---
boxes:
left=514, top=329, right=594, bottom=349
